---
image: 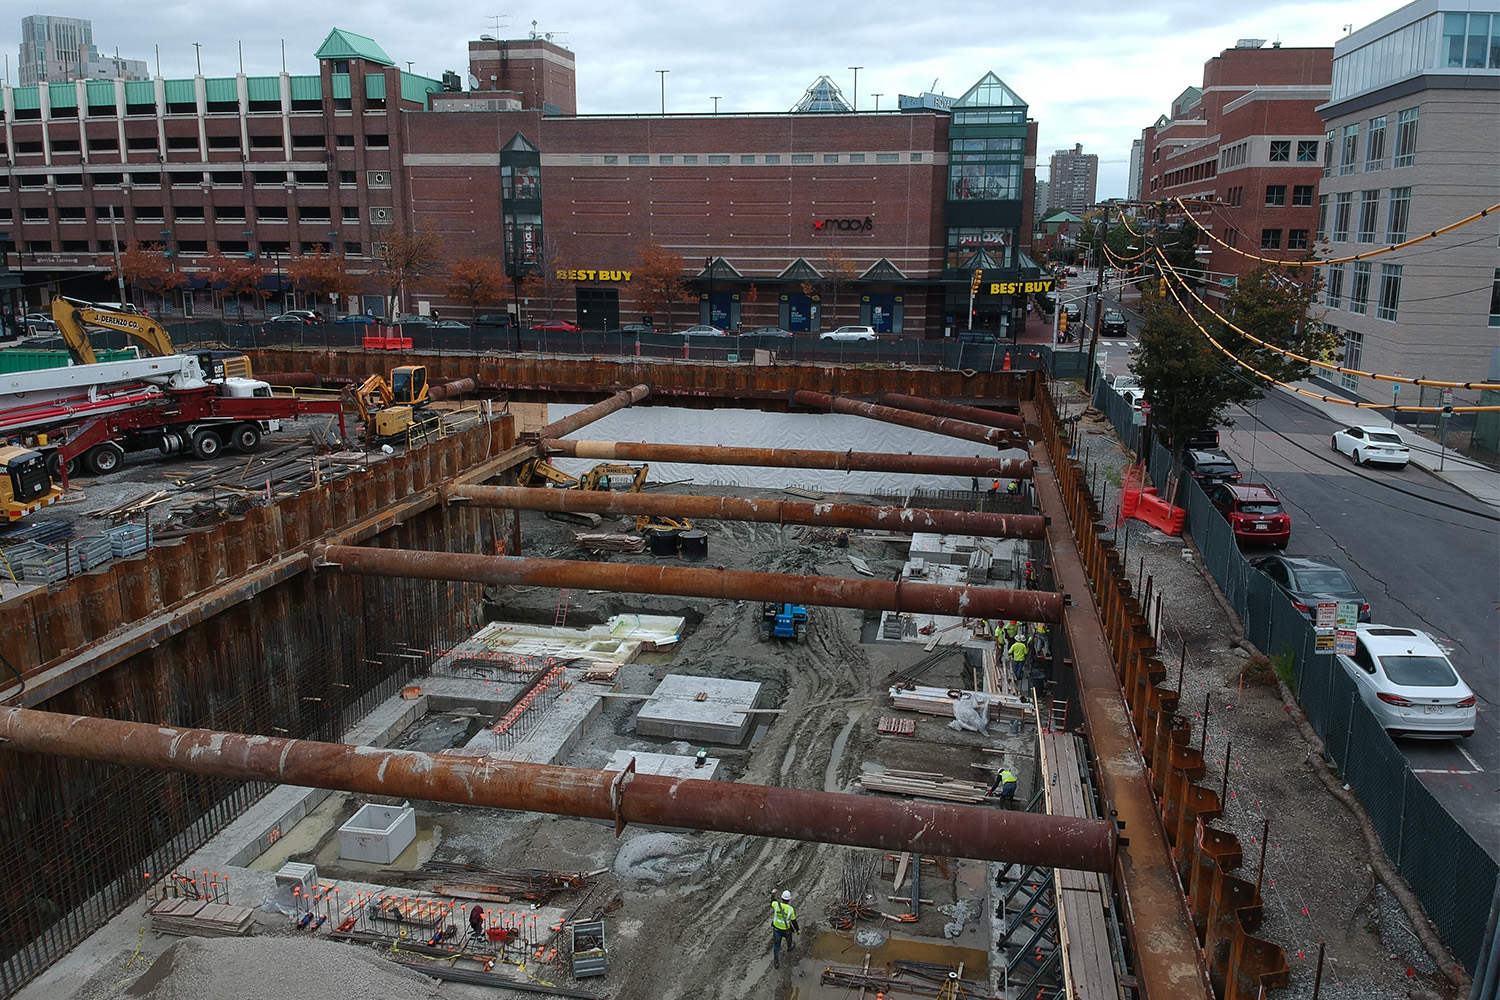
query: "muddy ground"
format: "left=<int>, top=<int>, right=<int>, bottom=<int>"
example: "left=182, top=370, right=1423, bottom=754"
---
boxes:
left=19, top=392, right=1458, bottom=1000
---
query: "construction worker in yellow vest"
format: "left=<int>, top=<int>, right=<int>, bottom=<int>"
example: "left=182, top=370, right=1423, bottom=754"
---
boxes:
left=1033, top=623, right=1051, bottom=660
left=1008, top=636, right=1030, bottom=680
left=771, top=889, right=798, bottom=968
left=988, top=767, right=1018, bottom=806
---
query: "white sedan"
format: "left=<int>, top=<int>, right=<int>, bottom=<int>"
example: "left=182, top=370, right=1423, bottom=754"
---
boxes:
left=1335, top=624, right=1475, bottom=738
left=1331, top=425, right=1410, bottom=468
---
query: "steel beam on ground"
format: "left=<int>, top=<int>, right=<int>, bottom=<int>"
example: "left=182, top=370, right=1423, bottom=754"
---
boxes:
left=875, top=392, right=1025, bottom=433
left=0, top=707, right=1118, bottom=870
left=541, top=438, right=1034, bottom=480
left=791, top=390, right=1017, bottom=449
left=532, top=383, right=650, bottom=441
left=447, top=485, right=1048, bottom=540
left=313, top=545, right=1065, bottom=622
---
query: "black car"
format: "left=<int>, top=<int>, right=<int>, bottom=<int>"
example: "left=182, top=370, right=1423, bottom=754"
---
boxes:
left=746, top=326, right=793, bottom=338
left=1182, top=448, right=1242, bottom=484
left=609, top=323, right=659, bottom=335
left=476, top=313, right=517, bottom=328
left=1103, top=309, right=1128, bottom=336
left=1249, top=554, right=1372, bottom=622
left=957, top=330, right=997, bottom=344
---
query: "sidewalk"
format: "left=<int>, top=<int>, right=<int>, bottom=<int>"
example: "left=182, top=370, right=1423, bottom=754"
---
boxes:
left=1278, top=379, right=1500, bottom=510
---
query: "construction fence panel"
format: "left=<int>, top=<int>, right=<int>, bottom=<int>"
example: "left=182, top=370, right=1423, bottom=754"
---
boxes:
left=1397, top=775, right=1499, bottom=968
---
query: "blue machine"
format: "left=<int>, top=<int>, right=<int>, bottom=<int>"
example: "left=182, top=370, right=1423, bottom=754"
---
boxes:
left=759, top=602, right=808, bottom=643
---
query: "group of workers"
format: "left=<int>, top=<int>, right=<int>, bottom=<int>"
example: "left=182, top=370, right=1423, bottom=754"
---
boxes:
left=986, top=617, right=1052, bottom=684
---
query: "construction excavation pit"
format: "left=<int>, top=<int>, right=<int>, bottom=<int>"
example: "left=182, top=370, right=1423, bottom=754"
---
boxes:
left=0, top=365, right=1316, bottom=1000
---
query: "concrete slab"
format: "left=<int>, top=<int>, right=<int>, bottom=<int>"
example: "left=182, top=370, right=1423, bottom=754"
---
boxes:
left=607, top=749, right=723, bottom=781
left=636, top=674, right=762, bottom=745
left=436, top=614, right=685, bottom=675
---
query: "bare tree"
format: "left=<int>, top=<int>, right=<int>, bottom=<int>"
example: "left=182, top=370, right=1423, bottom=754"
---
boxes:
left=634, top=242, right=690, bottom=333
left=373, top=220, right=445, bottom=318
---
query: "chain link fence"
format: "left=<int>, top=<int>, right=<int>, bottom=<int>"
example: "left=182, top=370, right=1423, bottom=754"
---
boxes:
left=1078, top=371, right=1499, bottom=973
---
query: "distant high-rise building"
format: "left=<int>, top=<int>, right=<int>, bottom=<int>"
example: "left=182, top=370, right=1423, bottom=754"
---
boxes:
left=1049, top=143, right=1098, bottom=215
left=1034, top=180, right=1050, bottom=220
left=18, top=15, right=146, bottom=85
left=1128, top=140, right=1143, bottom=201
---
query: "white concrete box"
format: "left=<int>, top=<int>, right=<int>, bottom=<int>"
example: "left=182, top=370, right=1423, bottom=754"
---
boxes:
left=338, top=802, right=416, bottom=864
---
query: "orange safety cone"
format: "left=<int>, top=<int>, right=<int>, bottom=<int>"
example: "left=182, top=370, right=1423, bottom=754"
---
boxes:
left=1002, top=353, right=1012, bottom=371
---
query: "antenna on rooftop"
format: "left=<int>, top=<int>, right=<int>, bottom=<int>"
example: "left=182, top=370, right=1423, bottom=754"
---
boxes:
left=488, top=14, right=509, bottom=37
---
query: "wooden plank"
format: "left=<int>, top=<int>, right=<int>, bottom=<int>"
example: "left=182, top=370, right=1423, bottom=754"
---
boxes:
left=893, top=852, right=911, bottom=891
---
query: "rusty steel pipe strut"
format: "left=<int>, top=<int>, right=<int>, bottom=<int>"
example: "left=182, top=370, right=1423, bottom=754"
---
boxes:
left=447, top=484, right=1048, bottom=540
left=541, top=438, right=1034, bottom=480
left=0, top=707, right=1117, bottom=870
left=426, top=376, right=480, bottom=402
left=791, top=390, right=1016, bottom=450
left=533, top=383, right=650, bottom=441
left=314, top=544, right=1065, bottom=622
left=875, top=393, right=1025, bottom=433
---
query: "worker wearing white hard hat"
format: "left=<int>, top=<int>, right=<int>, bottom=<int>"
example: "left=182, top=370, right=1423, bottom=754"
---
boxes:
left=771, top=889, right=798, bottom=968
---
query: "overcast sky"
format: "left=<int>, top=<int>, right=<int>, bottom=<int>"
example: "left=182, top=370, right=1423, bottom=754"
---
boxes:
left=6, top=1, right=1401, bottom=197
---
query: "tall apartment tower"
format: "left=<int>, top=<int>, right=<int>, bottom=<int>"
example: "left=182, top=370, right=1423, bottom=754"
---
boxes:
left=18, top=15, right=146, bottom=85
left=1049, top=143, right=1099, bottom=215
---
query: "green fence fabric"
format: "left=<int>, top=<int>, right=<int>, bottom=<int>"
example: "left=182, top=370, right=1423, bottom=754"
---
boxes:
left=48, top=82, right=78, bottom=108
left=1105, top=366, right=1496, bottom=971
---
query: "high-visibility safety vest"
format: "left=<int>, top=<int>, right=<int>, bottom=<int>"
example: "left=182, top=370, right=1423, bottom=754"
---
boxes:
left=772, top=900, right=797, bottom=930
left=999, top=769, right=1017, bottom=788
left=1009, top=640, right=1029, bottom=663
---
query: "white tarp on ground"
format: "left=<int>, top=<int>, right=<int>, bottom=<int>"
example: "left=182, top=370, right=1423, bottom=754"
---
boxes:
left=545, top=403, right=1026, bottom=495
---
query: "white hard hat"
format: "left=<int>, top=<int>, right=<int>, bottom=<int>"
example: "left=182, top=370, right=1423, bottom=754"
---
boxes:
left=781, top=890, right=792, bottom=901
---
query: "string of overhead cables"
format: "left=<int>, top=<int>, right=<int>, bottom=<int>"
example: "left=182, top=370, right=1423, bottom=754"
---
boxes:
left=1151, top=245, right=1500, bottom=394
left=1173, top=195, right=1499, bottom=268
left=1153, top=254, right=1500, bottom=412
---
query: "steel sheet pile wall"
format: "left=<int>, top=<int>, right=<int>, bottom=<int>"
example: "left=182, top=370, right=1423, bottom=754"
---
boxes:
left=1035, top=380, right=1291, bottom=1000
left=1133, top=412, right=1498, bottom=975
left=0, top=423, right=507, bottom=997
left=248, top=349, right=1038, bottom=408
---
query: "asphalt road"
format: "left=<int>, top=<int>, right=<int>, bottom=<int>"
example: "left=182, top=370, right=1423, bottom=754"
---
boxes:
left=1094, top=314, right=1499, bottom=858
left=1219, top=393, right=1499, bottom=859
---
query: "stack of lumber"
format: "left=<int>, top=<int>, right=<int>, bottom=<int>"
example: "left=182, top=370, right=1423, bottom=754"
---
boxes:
left=584, top=663, right=621, bottom=685
left=888, top=684, right=1028, bottom=720
left=860, top=768, right=989, bottom=803
left=876, top=717, right=915, bottom=735
left=574, top=532, right=645, bottom=553
left=147, top=897, right=255, bottom=937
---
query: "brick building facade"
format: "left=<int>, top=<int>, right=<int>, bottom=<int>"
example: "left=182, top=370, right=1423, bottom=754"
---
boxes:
left=1140, top=42, right=1332, bottom=301
left=0, top=28, right=1047, bottom=339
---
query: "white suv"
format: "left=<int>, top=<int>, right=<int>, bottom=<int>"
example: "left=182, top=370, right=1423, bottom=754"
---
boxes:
left=820, top=326, right=877, bottom=341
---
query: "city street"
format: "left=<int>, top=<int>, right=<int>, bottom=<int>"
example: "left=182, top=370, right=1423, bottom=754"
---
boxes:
left=1095, top=330, right=1498, bottom=857
left=1221, top=394, right=1498, bottom=857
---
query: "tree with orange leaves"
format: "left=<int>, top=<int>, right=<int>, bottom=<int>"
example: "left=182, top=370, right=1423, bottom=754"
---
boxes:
left=115, top=241, right=186, bottom=308
left=204, top=251, right=269, bottom=317
left=287, top=249, right=359, bottom=316
left=445, top=255, right=509, bottom=324
left=633, top=242, right=689, bottom=333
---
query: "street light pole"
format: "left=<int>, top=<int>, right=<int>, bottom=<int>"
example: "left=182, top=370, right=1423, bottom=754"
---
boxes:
left=107, top=209, right=126, bottom=305
left=705, top=256, right=715, bottom=329
left=871, top=93, right=882, bottom=112
left=848, top=66, right=862, bottom=112
left=711, top=96, right=720, bottom=115
left=1084, top=218, right=1107, bottom=392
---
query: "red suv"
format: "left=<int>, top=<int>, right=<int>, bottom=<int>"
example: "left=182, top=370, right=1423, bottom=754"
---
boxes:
left=1205, top=482, right=1291, bottom=548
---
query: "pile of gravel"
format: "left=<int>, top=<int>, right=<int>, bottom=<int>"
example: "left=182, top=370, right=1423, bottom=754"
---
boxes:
left=121, top=937, right=440, bottom=1000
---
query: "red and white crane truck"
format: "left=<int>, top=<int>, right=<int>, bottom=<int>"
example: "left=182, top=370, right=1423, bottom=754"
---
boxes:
left=0, top=297, right=344, bottom=483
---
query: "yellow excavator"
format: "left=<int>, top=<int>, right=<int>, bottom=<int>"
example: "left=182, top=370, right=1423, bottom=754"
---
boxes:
left=352, top=365, right=439, bottom=444
left=51, top=296, right=252, bottom=379
left=519, top=459, right=648, bottom=492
